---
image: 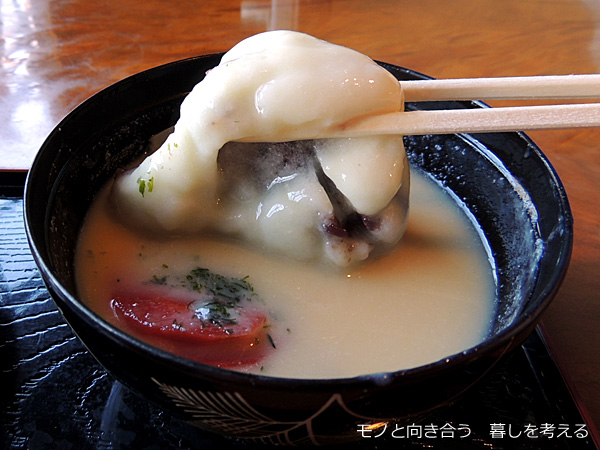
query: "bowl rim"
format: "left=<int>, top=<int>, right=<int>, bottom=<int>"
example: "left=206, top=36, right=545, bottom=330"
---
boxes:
left=24, top=54, right=574, bottom=389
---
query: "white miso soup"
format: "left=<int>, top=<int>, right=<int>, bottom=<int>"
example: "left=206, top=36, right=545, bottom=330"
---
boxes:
left=75, top=170, right=496, bottom=379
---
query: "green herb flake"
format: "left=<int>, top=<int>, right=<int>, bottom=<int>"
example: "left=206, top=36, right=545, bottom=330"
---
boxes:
left=180, top=267, right=261, bottom=329
left=143, top=267, right=265, bottom=332
left=267, top=333, right=276, bottom=349
left=136, top=176, right=154, bottom=196
left=150, top=274, right=168, bottom=285
left=137, top=177, right=146, bottom=196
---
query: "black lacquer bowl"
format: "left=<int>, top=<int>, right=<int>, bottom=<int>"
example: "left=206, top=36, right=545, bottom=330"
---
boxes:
left=24, top=54, right=572, bottom=446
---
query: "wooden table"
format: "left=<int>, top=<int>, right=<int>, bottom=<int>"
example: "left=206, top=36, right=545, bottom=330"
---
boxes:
left=2, top=0, right=598, bottom=442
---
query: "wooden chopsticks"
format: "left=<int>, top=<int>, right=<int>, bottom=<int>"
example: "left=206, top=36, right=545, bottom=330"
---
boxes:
left=335, top=103, right=600, bottom=136
left=333, top=74, right=600, bottom=136
left=401, top=74, right=600, bottom=102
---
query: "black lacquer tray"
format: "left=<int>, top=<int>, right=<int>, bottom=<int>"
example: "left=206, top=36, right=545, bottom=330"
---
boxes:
left=1, top=171, right=597, bottom=449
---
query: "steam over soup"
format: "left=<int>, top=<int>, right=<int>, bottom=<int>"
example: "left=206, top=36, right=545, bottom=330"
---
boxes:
left=75, top=171, right=496, bottom=378
left=74, top=31, right=496, bottom=378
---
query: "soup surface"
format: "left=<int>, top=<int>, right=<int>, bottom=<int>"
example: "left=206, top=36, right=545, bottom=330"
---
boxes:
left=75, top=169, right=496, bottom=379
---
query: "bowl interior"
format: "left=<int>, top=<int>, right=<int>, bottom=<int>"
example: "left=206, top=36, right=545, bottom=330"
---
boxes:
left=25, top=54, right=572, bottom=377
